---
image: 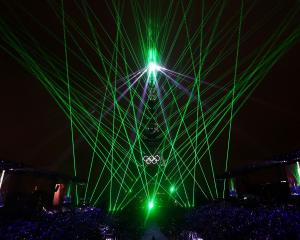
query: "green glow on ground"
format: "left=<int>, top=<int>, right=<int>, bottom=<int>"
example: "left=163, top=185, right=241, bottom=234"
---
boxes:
left=148, top=200, right=154, bottom=210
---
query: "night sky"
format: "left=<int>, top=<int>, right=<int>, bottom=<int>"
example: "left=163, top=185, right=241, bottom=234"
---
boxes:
left=0, top=0, right=300, bottom=189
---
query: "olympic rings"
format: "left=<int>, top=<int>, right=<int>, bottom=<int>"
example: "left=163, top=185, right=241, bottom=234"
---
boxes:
left=143, top=155, right=160, bottom=164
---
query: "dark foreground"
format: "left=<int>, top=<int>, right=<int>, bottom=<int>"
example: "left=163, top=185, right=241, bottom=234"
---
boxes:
left=1, top=200, right=300, bottom=240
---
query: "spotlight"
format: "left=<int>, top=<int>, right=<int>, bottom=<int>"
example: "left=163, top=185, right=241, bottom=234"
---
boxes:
left=148, top=200, right=154, bottom=210
left=0, top=170, right=5, bottom=190
left=148, top=62, right=161, bottom=72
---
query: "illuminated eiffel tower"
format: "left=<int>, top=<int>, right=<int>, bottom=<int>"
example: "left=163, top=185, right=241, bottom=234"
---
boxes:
left=142, top=62, right=163, bottom=166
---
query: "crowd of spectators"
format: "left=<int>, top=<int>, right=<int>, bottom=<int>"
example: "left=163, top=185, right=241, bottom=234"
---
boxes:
left=0, top=207, right=114, bottom=240
left=1, top=199, right=300, bottom=239
left=183, top=200, right=300, bottom=240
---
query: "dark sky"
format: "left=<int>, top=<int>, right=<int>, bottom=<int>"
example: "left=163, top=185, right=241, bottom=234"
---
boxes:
left=0, top=0, right=300, bottom=182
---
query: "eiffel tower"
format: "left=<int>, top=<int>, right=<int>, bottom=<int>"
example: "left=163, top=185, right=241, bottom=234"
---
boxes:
left=141, top=72, right=163, bottom=166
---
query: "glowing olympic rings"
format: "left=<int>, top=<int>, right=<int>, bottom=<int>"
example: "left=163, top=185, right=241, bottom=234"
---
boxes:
left=143, top=155, right=160, bottom=164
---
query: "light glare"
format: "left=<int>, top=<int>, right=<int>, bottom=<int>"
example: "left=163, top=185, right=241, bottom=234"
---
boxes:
left=148, top=62, right=161, bottom=72
left=170, top=186, right=175, bottom=193
left=148, top=200, right=154, bottom=209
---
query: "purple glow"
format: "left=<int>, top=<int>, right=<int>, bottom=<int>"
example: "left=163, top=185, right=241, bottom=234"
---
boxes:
left=160, top=71, right=193, bottom=97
